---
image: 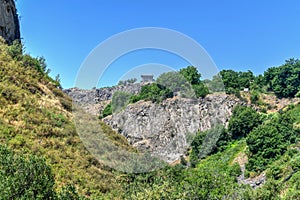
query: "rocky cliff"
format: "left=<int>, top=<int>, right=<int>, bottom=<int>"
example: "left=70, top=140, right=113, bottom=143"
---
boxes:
left=103, top=94, right=242, bottom=163
left=0, top=0, right=20, bottom=44
left=66, top=84, right=244, bottom=163
left=65, top=83, right=144, bottom=115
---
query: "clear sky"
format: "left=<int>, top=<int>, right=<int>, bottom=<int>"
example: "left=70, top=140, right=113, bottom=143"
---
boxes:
left=16, top=0, right=300, bottom=89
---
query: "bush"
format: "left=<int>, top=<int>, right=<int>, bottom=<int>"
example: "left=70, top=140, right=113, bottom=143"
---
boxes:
left=130, top=83, right=173, bottom=103
left=246, top=112, right=297, bottom=172
left=157, top=71, right=194, bottom=97
left=190, top=125, right=229, bottom=167
left=264, top=59, right=300, bottom=98
left=100, top=103, right=112, bottom=118
left=228, top=105, right=262, bottom=139
left=0, top=145, right=56, bottom=199
left=250, top=91, right=260, bottom=104
left=192, top=83, right=209, bottom=98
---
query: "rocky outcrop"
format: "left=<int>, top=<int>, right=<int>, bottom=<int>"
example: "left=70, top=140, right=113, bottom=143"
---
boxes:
left=66, top=84, right=244, bottom=163
left=0, top=0, right=20, bottom=44
left=103, top=94, right=243, bottom=163
left=65, top=83, right=144, bottom=105
left=64, top=83, right=145, bottom=115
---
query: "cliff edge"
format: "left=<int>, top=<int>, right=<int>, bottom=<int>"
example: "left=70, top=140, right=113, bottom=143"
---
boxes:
left=0, top=0, right=20, bottom=44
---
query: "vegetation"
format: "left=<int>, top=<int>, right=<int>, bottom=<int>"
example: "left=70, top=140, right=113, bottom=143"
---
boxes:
left=218, top=70, right=254, bottom=94
left=131, top=66, right=209, bottom=103
left=156, top=71, right=194, bottom=97
left=118, top=78, right=137, bottom=85
left=190, top=125, right=229, bottom=167
left=1, top=37, right=300, bottom=199
left=246, top=106, right=298, bottom=172
left=0, top=39, right=132, bottom=198
left=100, top=103, right=112, bottom=118
left=129, top=83, right=173, bottom=103
left=228, top=105, right=262, bottom=139
left=264, top=59, right=300, bottom=98
left=0, top=145, right=85, bottom=199
left=209, top=59, right=300, bottom=99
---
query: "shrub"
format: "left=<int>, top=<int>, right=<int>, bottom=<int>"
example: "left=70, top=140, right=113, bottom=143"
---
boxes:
left=130, top=83, right=173, bottom=103
left=0, top=145, right=56, bottom=199
left=246, top=112, right=297, bottom=172
left=250, top=91, right=260, bottom=104
left=192, top=83, right=209, bottom=98
left=190, top=125, right=229, bottom=167
left=100, top=103, right=112, bottom=118
left=156, top=71, right=194, bottom=97
left=228, top=105, right=262, bottom=139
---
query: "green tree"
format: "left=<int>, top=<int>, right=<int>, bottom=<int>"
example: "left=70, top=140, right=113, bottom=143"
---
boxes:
left=179, top=66, right=201, bottom=85
left=250, top=90, right=260, bottom=104
left=130, top=83, right=173, bottom=103
left=204, top=74, right=225, bottom=93
left=190, top=125, right=229, bottom=167
left=228, top=105, right=262, bottom=139
left=156, top=71, right=194, bottom=97
left=220, top=69, right=255, bottom=94
left=220, top=70, right=239, bottom=94
left=246, top=124, right=286, bottom=171
left=264, top=59, right=300, bottom=98
left=192, top=83, right=209, bottom=98
left=238, top=70, right=254, bottom=88
left=246, top=111, right=297, bottom=172
left=118, top=78, right=137, bottom=85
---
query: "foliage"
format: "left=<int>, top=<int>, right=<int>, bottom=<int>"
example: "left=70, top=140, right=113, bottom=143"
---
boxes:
left=100, top=91, right=133, bottom=118
left=156, top=71, right=194, bottom=97
left=204, top=74, right=225, bottom=93
left=220, top=70, right=254, bottom=94
left=250, top=90, right=260, bottom=104
left=120, top=141, right=246, bottom=199
left=130, top=83, right=173, bottom=103
left=192, top=83, right=209, bottom=98
left=100, top=103, right=112, bottom=118
left=0, top=39, right=127, bottom=197
left=179, top=66, right=201, bottom=85
left=190, top=125, right=230, bottom=167
left=264, top=58, right=300, bottom=98
left=228, top=105, right=262, bottom=139
left=246, top=109, right=298, bottom=172
left=0, top=145, right=86, bottom=200
left=118, top=78, right=137, bottom=85
left=0, top=145, right=56, bottom=199
left=57, top=185, right=86, bottom=200
left=7, top=40, right=24, bottom=60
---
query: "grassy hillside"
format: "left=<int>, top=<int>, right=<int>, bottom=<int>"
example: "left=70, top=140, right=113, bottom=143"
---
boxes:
left=0, top=38, right=133, bottom=198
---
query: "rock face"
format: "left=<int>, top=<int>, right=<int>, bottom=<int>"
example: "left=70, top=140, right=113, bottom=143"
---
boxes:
left=65, top=84, right=244, bottom=163
left=103, top=94, right=243, bottom=163
left=65, top=83, right=144, bottom=104
left=0, top=0, right=20, bottom=44
left=64, top=83, right=145, bottom=115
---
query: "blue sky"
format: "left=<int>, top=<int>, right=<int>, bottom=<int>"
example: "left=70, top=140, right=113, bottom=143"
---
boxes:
left=17, top=0, right=300, bottom=89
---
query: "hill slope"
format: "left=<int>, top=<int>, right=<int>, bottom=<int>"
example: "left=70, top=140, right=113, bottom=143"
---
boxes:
left=0, top=39, right=131, bottom=198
